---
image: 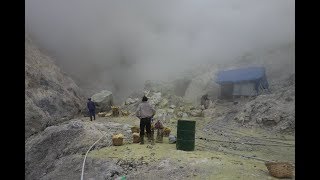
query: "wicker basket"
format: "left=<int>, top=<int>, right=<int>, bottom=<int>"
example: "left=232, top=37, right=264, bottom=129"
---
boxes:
left=163, top=127, right=171, bottom=137
left=265, top=162, right=294, bottom=178
left=112, top=138, right=123, bottom=146
left=132, top=133, right=140, bottom=143
left=112, top=134, right=124, bottom=146
left=111, top=106, right=120, bottom=117
left=131, top=126, right=140, bottom=133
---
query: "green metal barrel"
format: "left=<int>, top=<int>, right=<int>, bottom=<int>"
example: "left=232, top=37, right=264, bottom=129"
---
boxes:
left=176, top=120, right=196, bottom=151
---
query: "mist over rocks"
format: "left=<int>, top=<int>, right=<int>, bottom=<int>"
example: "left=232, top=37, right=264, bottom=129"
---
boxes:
left=25, top=0, right=294, bottom=103
left=25, top=1, right=294, bottom=179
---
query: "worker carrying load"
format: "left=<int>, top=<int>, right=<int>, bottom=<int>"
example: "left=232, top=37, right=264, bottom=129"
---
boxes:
left=200, top=94, right=210, bottom=109
left=155, top=120, right=164, bottom=143
left=136, top=96, right=156, bottom=145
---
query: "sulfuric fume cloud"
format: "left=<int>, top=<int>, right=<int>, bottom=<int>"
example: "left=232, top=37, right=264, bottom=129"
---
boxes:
left=25, top=0, right=295, bottom=102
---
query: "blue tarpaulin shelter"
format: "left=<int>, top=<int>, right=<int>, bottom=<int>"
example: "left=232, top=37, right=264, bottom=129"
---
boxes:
left=215, top=67, right=269, bottom=98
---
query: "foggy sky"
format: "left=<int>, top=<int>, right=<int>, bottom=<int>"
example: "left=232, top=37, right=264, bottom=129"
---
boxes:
left=25, top=0, right=295, bottom=101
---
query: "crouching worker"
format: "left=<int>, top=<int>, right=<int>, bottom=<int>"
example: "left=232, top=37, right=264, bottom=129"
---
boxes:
left=136, top=96, right=156, bottom=145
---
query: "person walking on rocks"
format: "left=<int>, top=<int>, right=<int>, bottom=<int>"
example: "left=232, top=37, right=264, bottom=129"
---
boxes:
left=201, top=94, right=210, bottom=109
left=136, top=96, right=156, bottom=144
left=87, top=98, right=96, bottom=121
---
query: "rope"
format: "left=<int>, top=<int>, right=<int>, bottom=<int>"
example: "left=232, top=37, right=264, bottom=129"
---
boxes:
left=80, top=129, right=111, bottom=180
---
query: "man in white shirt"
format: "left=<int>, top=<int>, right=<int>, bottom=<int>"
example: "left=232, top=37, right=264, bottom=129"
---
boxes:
left=136, top=96, right=156, bottom=144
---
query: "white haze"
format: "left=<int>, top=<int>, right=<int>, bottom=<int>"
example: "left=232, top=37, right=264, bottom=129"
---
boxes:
left=25, top=0, right=295, bottom=102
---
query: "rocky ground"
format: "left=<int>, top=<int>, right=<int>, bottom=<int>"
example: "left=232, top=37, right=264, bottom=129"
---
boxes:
left=25, top=73, right=295, bottom=179
left=26, top=114, right=294, bottom=180
left=25, top=37, right=295, bottom=179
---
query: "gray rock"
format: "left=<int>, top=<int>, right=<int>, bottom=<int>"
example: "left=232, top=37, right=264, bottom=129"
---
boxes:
left=182, top=113, right=189, bottom=118
left=149, top=92, right=162, bottom=106
left=202, top=109, right=215, bottom=118
left=125, top=98, right=137, bottom=105
left=190, top=109, right=202, bottom=117
left=167, top=109, right=174, bottom=114
left=169, top=135, right=176, bottom=144
left=176, top=111, right=184, bottom=118
left=39, top=155, right=122, bottom=180
left=91, top=90, right=113, bottom=112
left=25, top=120, right=128, bottom=180
left=25, top=35, right=86, bottom=139
left=159, top=98, right=169, bottom=108
left=233, top=77, right=294, bottom=133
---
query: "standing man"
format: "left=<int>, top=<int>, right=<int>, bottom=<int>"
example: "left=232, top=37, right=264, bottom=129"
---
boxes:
left=136, top=96, right=156, bottom=144
left=87, top=98, right=96, bottom=121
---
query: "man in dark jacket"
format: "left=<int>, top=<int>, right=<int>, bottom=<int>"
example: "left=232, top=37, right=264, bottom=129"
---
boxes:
left=87, top=98, right=96, bottom=121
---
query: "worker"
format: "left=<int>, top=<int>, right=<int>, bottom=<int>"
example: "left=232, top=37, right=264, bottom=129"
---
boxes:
left=87, top=98, right=96, bottom=121
left=201, top=94, right=210, bottom=109
left=136, top=96, right=156, bottom=144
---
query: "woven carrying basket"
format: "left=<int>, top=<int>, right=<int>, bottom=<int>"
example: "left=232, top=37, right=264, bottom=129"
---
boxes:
left=265, top=162, right=294, bottom=178
left=131, top=127, right=140, bottom=133
left=132, top=133, right=140, bottom=143
left=112, top=137, right=124, bottom=146
left=163, top=128, right=171, bottom=137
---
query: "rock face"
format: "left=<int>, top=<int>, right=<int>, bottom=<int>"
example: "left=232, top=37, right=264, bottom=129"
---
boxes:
left=25, top=35, right=85, bottom=139
left=184, top=68, right=220, bottom=105
left=91, top=90, right=113, bottom=112
left=233, top=75, right=295, bottom=133
left=25, top=119, right=132, bottom=180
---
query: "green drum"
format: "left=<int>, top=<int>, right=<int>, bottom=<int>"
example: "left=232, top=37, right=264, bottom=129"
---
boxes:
left=176, top=120, right=196, bottom=151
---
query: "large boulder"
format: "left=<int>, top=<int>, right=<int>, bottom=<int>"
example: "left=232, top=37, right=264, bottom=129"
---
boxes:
left=25, top=35, right=86, bottom=139
left=233, top=76, right=295, bottom=133
left=183, top=68, right=220, bottom=104
left=25, top=119, right=132, bottom=180
left=91, top=90, right=113, bottom=112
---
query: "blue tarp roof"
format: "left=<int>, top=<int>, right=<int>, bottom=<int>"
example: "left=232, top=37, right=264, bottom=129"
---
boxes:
left=216, top=67, right=266, bottom=84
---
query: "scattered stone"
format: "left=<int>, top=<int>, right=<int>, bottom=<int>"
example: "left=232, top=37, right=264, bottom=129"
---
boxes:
left=167, top=109, right=174, bottom=114
left=190, top=109, right=202, bottom=117
left=149, top=92, right=162, bottom=106
left=182, top=113, right=188, bottom=118
left=177, top=111, right=184, bottom=117
left=125, top=98, right=137, bottom=105
left=91, top=90, right=113, bottom=112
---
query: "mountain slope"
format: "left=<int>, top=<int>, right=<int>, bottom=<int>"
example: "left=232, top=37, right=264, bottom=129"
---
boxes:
left=25, top=35, right=86, bottom=139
